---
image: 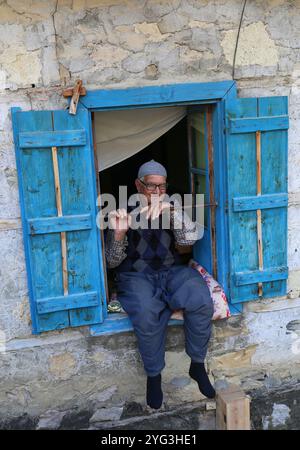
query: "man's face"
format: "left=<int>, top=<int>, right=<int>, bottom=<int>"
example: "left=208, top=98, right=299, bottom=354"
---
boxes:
left=135, top=174, right=167, bottom=204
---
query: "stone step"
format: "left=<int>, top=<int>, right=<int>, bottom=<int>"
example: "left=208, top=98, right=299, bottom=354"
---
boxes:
left=87, top=401, right=216, bottom=430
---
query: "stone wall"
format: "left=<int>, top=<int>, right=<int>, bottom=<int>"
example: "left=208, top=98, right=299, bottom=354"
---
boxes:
left=1, top=308, right=300, bottom=428
left=0, top=0, right=300, bottom=425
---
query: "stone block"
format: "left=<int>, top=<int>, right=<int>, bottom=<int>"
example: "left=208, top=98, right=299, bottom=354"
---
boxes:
left=36, top=409, right=67, bottom=430
left=221, top=22, right=279, bottom=67
left=210, top=346, right=257, bottom=372
left=89, top=406, right=123, bottom=423
left=0, top=230, right=27, bottom=302
left=189, top=24, right=222, bottom=58
left=170, top=376, right=190, bottom=388
left=144, top=63, right=159, bottom=79
left=144, top=0, right=181, bottom=21
left=0, top=47, right=42, bottom=89
left=6, top=0, right=55, bottom=18
left=118, top=29, right=146, bottom=52
left=92, top=44, right=129, bottom=69
left=158, top=12, right=189, bottom=34
left=0, top=2, right=29, bottom=24
left=25, top=25, right=41, bottom=51
left=110, top=3, right=146, bottom=26
left=59, top=408, right=92, bottom=430
left=42, top=46, right=60, bottom=85
left=144, top=42, right=180, bottom=70
left=179, top=0, right=217, bottom=23
left=92, top=385, right=118, bottom=404
left=69, top=56, right=95, bottom=73
left=48, top=352, right=77, bottom=380
left=134, top=22, right=167, bottom=42
left=122, top=53, right=148, bottom=73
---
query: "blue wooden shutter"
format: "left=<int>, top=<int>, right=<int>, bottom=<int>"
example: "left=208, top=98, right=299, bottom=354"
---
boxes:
left=12, top=108, right=107, bottom=333
left=225, top=96, right=289, bottom=304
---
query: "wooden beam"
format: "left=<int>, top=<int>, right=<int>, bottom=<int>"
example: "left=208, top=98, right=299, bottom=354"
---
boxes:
left=216, top=384, right=251, bottom=430
left=232, top=192, right=288, bottom=212
left=79, top=81, right=235, bottom=109
left=19, top=130, right=86, bottom=148
left=36, top=291, right=98, bottom=314
left=256, top=131, right=263, bottom=297
left=51, top=146, right=68, bottom=296
left=28, top=214, right=92, bottom=235
left=229, top=115, right=289, bottom=133
left=62, top=86, right=86, bottom=98
left=69, top=80, right=83, bottom=115
left=62, top=79, right=87, bottom=115
left=234, top=266, right=288, bottom=286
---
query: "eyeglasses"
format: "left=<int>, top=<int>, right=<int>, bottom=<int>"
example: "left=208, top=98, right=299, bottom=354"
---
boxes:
left=139, top=179, right=168, bottom=192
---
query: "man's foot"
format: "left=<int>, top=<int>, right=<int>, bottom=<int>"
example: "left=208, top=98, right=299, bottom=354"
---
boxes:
left=189, top=362, right=216, bottom=399
left=147, top=374, right=163, bottom=409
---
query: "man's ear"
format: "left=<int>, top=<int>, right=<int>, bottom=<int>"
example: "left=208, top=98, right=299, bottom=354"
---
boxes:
left=135, top=178, right=141, bottom=192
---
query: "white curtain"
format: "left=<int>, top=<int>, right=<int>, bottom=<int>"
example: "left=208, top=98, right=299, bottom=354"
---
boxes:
left=94, top=106, right=187, bottom=171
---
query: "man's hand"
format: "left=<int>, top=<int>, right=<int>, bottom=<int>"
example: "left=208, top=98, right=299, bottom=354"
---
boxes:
left=140, top=200, right=173, bottom=221
left=109, top=209, right=132, bottom=241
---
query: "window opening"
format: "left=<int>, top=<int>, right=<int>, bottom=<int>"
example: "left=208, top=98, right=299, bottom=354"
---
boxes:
left=93, top=106, right=215, bottom=316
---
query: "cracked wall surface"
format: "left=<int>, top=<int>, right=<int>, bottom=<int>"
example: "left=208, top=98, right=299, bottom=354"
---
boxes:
left=0, top=0, right=300, bottom=422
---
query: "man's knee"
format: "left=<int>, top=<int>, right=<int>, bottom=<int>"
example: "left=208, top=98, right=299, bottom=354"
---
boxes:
left=129, top=306, right=157, bottom=335
left=134, top=305, right=171, bottom=336
left=168, top=265, right=205, bottom=293
left=176, top=276, right=213, bottom=316
left=135, top=318, right=154, bottom=335
left=193, top=283, right=213, bottom=315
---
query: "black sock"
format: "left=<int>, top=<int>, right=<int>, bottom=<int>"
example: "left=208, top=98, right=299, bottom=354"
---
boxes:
left=189, top=361, right=216, bottom=399
left=147, top=374, right=163, bottom=409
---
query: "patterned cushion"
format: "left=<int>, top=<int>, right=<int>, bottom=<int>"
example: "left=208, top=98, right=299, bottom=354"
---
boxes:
left=108, top=260, right=231, bottom=321
left=170, top=260, right=231, bottom=321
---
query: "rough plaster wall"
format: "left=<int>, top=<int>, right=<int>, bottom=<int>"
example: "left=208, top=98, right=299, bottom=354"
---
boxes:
left=0, top=326, right=218, bottom=419
left=1, top=308, right=300, bottom=421
left=0, top=0, right=300, bottom=419
left=0, top=0, right=300, bottom=338
left=0, top=0, right=298, bottom=91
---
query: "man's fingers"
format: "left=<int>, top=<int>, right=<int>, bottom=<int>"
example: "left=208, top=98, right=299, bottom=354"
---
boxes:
left=139, top=203, right=170, bottom=220
left=161, top=202, right=171, bottom=211
left=139, top=205, right=151, bottom=219
left=151, top=204, right=159, bottom=219
left=139, top=206, right=149, bottom=215
left=116, top=208, right=125, bottom=219
left=148, top=205, right=158, bottom=220
left=146, top=206, right=152, bottom=220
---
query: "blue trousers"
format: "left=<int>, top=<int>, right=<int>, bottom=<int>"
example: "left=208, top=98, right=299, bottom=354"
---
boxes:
left=115, top=265, right=214, bottom=377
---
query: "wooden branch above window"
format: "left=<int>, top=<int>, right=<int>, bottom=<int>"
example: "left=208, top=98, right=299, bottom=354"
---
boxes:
left=62, top=79, right=86, bottom=115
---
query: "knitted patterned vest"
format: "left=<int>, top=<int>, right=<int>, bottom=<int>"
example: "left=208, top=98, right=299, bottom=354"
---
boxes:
left=115, top=213, right=183, bottom=274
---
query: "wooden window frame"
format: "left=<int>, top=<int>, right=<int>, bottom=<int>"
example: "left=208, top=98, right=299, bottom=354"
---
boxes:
left=74, top=80, right=242, bottom=336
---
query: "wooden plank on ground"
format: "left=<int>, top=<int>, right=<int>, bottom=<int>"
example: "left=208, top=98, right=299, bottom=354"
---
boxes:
left=216, top=384, right=251, bottom=430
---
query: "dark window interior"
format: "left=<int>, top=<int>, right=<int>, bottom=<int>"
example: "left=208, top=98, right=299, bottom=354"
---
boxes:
left=98, top=116, right=193, bottom=305
left=99, top=116, right=189, bottom=202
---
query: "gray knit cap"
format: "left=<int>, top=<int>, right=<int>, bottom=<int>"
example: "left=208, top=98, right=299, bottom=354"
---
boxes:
left=137, top=160, right=167, bottom=179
